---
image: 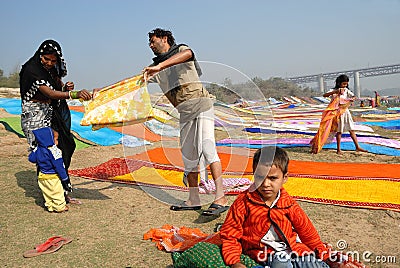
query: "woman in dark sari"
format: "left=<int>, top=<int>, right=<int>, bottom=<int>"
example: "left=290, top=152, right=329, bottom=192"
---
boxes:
left=20, top=39, right=92, bottom=201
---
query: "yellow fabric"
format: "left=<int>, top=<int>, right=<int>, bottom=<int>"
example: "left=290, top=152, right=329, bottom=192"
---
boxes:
left=114, top=167, right=400, bottom=205
left=114, top=166, right=183, bottom=186
left=80, top=74, right=153, bottom=129
left=285, top=176, right=400, bottom=205
left=361, top=113, right=400, bottom=119
left=113, top=166, right=253, bottom=187
left=38, top=172, right=66, bottom=212
left=149, top=107, right=174, bottom=123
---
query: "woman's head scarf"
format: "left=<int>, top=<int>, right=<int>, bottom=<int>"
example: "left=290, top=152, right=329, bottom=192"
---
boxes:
left=38, top=39, right=67, bottom=77
left=19, top=39, right=68, bottom=101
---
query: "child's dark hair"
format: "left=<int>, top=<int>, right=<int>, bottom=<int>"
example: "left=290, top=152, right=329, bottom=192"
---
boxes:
left=334, top=74, right=350, bottom=89
left=252, top=146, right=289, bottom=174
left=148, top=28, right=175, bottom=46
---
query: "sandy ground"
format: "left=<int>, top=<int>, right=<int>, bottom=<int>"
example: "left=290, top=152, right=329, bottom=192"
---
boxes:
left=0, top=103, right=400, bottom=267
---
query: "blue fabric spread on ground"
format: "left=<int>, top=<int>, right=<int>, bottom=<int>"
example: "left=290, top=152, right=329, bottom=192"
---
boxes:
left=359, top=119, right=400, bottom=129
left=0, top=98, right=22, bottom=115
left=70, top=110, right=122, bottom=146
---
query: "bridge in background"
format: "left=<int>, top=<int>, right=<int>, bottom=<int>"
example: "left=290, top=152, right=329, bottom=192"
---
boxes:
left=286, top=64, right=400, bottom=97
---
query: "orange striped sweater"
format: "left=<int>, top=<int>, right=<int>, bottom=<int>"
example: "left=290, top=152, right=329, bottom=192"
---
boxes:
left=220, top=188, right=329, bottom=266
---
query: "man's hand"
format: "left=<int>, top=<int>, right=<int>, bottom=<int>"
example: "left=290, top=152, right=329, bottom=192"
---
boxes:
left=142, top=65, right=162, bottom=81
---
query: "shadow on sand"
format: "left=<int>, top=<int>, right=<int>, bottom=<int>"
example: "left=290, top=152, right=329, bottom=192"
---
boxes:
left=15, top=170, right=114, bottom=210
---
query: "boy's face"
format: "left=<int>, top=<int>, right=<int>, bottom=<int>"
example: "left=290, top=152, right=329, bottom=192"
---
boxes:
left=53, top=130, right=59, bottom=146
left=254, top=164, right=288, bottom=203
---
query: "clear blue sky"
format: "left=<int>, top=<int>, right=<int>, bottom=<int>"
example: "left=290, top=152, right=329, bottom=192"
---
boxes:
left=1, top=0, right=400, bottom=92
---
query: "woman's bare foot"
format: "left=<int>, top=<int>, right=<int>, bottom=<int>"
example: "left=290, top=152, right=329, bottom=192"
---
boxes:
left=356, top=148, right=367, bottom=152
left=336, top=150, right=343, bottom=155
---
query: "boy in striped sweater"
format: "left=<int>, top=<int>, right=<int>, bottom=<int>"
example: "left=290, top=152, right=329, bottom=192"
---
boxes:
left=220, top=146, right=331, bottom=268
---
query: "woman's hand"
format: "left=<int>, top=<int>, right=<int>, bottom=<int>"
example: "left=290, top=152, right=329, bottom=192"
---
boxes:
left=77, top=89, right=92, bottom=100
left=64, top=81, right=74, bottom=91
left=91, top=88, right=102, bottom=99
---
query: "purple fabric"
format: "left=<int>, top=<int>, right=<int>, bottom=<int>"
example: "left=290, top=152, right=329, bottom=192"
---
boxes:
left=217, top=137, right=400, bottom=149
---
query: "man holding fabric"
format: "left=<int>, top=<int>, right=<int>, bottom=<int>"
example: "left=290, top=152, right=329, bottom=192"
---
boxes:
left=143, top=28, right=229, bottom=216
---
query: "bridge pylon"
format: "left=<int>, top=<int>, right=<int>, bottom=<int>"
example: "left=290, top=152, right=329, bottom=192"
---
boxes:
left=354, top=71, right=361, bottom=98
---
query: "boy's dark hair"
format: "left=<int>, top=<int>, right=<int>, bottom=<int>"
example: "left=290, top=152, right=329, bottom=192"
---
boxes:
left=148, top=28, right=175, bottom=46
left=252, top=146, right=289, bottom=174
left=334, top=74, right=350, bottom=89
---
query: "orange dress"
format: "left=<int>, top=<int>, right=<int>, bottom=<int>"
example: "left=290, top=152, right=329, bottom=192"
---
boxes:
left=310, top=95, right=351, bottom=153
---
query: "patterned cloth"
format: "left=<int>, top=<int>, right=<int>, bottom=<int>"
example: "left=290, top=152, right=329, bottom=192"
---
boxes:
left=21, top=101, right=53, bottom=149
left=80, top=75, right=153, bottom=130
left=172, top=242, right=260, bottom=268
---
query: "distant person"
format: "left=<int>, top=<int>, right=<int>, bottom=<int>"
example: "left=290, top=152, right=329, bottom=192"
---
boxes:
left=370, top=98, right=375, bottom=108
left=310, top=74, right=367, bottom=154
left=29, top=127, right=72, bottom=213
left=374, top=91, right=381, bottom=107
left=20, top=39, right=91, bottom=203
left=220, top=146, right=332, bottom=267
left=142, top=28, right=229, bottom=216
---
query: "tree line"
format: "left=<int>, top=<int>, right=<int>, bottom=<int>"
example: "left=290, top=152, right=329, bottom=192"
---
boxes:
left=206, top=77, right=318, bottom=103
left=0, top=69, right=19, bottom=88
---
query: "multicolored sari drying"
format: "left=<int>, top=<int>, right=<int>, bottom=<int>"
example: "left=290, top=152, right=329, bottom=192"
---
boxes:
left=310, top=96, right=351, bottom=153
left=80, top=75, right=153, bottom=130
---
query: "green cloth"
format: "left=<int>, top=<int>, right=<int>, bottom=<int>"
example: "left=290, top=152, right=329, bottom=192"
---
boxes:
left=0, top=116, right=24, bottom=137
left=73, top=137, right=91, bottom=150
left=0, top=116, right=91, bottom=150
left=172, top=242, right=261, bottom=268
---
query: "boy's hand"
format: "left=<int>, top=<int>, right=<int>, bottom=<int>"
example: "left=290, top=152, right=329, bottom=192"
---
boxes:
left=61, top=178, right=73, bottom=192
left=231, top=262, right=246, bottom=268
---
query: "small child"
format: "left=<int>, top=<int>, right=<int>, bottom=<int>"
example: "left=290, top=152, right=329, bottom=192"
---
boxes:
left=220, top=146, right=331, bottom=267
left=320, top=74, right=367, bottom=154
left=29, top=127, right=72, bottom=213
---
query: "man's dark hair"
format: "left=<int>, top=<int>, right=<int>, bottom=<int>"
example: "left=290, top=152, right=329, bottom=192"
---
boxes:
left=148, top=28, right=175, bottom=46
left=252, top=146, right=289, bottom=174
